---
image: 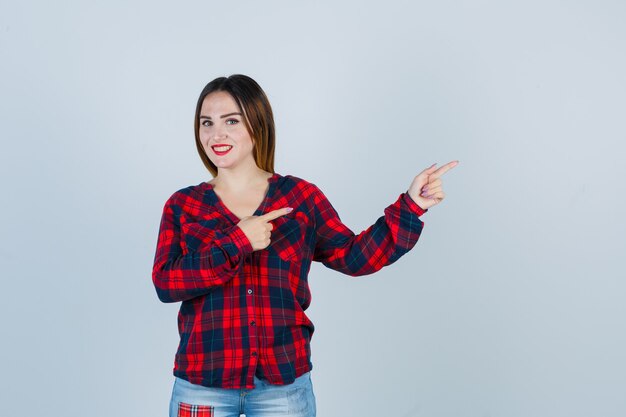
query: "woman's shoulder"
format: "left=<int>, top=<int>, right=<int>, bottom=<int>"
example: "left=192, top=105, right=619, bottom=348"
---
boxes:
left=281, top=173, right=309, bottom=185
left=161, top=181, right=209, bottom=207
left=278, top=174, right=329, bottom=206
left=279, top=173, right=320, bottom=192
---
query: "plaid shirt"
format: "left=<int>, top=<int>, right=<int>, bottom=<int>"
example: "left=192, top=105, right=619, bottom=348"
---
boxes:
left=152, top=172, right=427, bottom=389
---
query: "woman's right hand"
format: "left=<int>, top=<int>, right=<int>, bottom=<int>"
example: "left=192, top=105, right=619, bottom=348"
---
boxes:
left=237, top=207, right=293, bottom=251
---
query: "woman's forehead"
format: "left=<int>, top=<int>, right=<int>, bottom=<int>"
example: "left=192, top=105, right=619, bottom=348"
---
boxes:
left=201, top=92, right=241, bottom=113
left=203, top=91, right=235, bottom=104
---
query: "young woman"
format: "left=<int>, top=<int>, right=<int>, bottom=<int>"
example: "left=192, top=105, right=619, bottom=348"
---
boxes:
left=152, top=74, right=458, bottom=417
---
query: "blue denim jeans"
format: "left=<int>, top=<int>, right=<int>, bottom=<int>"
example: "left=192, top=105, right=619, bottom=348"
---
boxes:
left=169, top=372, right=316, bottom=417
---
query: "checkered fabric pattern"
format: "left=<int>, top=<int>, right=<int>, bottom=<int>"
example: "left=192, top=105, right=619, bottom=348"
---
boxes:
left=177, top=402, right=214, bottom=417
left=152, top=173, right=427, bottom=389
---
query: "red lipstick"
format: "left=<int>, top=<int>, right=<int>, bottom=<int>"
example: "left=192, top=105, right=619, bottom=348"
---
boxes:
left=211, top=144, right=233, bottom=156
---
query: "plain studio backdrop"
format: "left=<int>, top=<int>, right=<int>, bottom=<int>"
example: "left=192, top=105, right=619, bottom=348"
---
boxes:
left=1, top=1, right=624, bottom=416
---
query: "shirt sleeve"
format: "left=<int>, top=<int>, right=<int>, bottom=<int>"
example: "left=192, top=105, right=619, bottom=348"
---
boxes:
left=151, top=194, right=254, bottom=303
left=311, top=184, right=427, bottom=276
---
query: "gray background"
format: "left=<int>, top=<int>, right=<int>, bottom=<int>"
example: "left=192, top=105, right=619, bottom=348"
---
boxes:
left=1, top=1, right=625, bottom=416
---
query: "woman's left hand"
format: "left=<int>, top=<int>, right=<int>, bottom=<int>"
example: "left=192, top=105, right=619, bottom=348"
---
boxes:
left=407, top=160, right=459, bottom=210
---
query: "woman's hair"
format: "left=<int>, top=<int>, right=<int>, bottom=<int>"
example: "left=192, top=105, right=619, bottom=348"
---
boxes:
left=194, top=74, right=276, bottom=177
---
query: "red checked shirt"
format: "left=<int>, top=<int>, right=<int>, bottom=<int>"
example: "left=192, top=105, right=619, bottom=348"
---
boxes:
left=152, top=172, right=427, bottom=389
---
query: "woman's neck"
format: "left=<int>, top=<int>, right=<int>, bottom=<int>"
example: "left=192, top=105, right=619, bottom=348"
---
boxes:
left=210, top=167, right=273, bottom=192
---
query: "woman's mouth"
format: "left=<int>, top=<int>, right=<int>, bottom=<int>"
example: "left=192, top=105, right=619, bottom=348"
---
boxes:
left=211, top=145, right=233, bottom=156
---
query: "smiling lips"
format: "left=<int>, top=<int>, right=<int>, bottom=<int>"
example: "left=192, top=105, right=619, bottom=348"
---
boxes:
left=212, top=145, right=233, bottom=155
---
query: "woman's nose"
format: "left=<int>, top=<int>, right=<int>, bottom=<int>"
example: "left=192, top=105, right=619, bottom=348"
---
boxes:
left=211, top=128, right=228, bottom=141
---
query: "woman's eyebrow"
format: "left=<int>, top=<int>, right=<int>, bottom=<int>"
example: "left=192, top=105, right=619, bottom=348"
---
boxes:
left=199, top=112, right=242, bottom=119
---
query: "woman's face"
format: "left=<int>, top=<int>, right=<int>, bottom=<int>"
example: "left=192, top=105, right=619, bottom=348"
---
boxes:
left=199, top=91, right=256, bottom=173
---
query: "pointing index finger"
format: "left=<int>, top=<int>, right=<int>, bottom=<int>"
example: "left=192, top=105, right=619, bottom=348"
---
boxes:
left=260, top=207, right=292, bottom=222
left=430, top=160, right=459, bottom=179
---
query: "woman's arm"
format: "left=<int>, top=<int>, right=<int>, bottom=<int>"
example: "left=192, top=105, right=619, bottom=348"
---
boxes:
left=310, top=183, right=427, bottom=276
left=151, top=195, right=254, bottom=303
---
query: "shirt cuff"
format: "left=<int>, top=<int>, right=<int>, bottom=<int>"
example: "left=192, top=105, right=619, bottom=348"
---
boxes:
left=402, top=191, right=428, bottom=216
left=226, top=224, right=254, bottom=255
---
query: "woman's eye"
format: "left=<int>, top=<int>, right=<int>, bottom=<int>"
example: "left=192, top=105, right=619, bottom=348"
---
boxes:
left=201, top=119, right=238, bottom=127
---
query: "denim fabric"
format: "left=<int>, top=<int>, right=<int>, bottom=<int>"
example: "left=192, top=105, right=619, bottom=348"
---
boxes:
left=169, top=372, right=316, bottom=417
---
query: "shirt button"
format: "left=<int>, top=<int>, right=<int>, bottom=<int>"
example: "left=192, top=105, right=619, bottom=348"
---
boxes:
left=250, top=321, right=256, bottom=326
left=247, top=289, right=253, bottom=295
left=251, top=351, right=258, bottom=357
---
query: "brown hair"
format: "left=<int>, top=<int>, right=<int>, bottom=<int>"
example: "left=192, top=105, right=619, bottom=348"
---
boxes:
left=194, top=74, right=276, bottom=177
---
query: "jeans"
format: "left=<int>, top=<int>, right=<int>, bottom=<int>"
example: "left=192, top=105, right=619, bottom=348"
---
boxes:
left=169, top=372, right=316, bottom=417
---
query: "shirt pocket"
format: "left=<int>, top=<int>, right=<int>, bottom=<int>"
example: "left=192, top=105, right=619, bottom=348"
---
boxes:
left=269, top=211, right=309, bottom=263
left=180, top=217, right=223, bottom=255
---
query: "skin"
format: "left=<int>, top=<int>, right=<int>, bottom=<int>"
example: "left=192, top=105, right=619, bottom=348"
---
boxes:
left=199, top=91, right=290, bottom=251
left=198, top=90, right=459, bottom=251
left=407, top=161, right=460, bottom=210
left=199, top=91, right=270, bottom=192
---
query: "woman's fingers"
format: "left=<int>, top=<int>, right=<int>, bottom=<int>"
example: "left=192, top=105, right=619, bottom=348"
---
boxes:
left=421, top=185, right=442, bottom=197
left=408, top=160, right=458, bottom=209
left=261, top=207, right=293, bottom=222
left=422, top=178, right=442, bottom=191
left=424, top=190, right=446, bottom=201
left=420, top=163, right=438, bottom=176
left=433, top=191, right=446, bottom=200
left=429, top=160, right=459, bottom=180
left=421, top=160, right=456, bottom=199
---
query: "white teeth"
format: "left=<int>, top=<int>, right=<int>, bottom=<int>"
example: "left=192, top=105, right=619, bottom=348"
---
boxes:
left=213, top=145, right=232, bottom=152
